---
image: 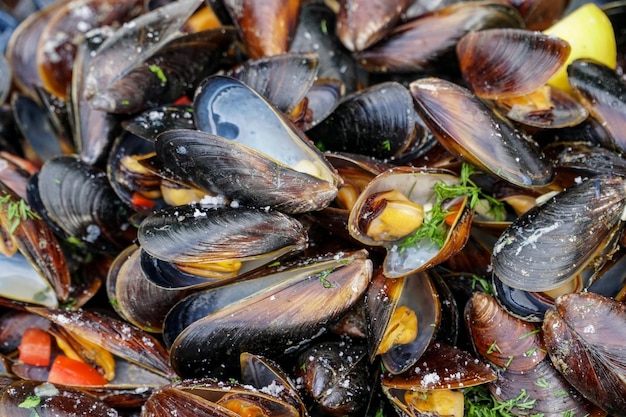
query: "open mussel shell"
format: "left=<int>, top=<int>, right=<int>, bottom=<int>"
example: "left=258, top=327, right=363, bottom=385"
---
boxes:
left=142, top=378, right=300, bottom=417
left=356, top=1, right=524, bottom=73
left=29, top=155, right=135, bottom=253
left=168, top=254, right=372, bottom=378
left=27, top=307, right=176, bottom=380
left=0, top=380, right=120, bottom=416
left=410, top=77, right=554, bottom=188
left=348, top=167, right=473, bottom=278
left=381, top=343, right=496, bottom=406
left=226, top=51, right=319, bottom=115
left=456, top=28, right=570, bottom=100
left=307, top=81, right=426, bottom=160
left=106, top=131, right=166, bottom=215
left=137, top=204, right=307, bottom=273
left=493, top=85, right=589, bottom=129
left=240, top=352, right=307, bottom=416
left=155, top=128, right=339, bottom=213
left=122, top=104, right=195, bottom=141
left=107, top=245, right=194, bottom=332
left=0, top=182, right=70, bottom=304
left=336, top=0, right=412, bottom=52
left=492, top=175, right=626, bottom=292
left=568, top=59, right=626, bottom=154
left=543, top=292, right=626, bottom=416
left=366, top=268, right=440, bottom=374
left=193, top=75, right=340, bottom=192
left=0, top=253, right=57, bottom=308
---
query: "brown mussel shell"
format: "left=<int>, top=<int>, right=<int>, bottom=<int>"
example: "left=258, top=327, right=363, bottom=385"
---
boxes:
left=456, top=28, right=570, bottom=100
left=543, top=292, right=626, bottom=416
left=348, top=167, right=473, bottom=278
left=336, top=0, right=413, bottom=52
left=410, top=77, right=554, bottom=188
left=356, top=1, right=524, bottom=73
left=27, top=307, right=176, bottom=380
left=222, top=0, right=301, bottom=59
left=465, top=292, right=546, bottom=371
left=381, top=342, right=496, bottom=391
left=106, top=245, right=194, bottom=333
left=169, top=255, right=372, bottom=379
left=492, top=175, right=626, bottom=292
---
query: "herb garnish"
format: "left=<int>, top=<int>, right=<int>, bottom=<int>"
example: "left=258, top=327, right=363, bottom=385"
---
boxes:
left=149, top=64, right=167, bottom=84
left=397, top=163, right=505, bottom=252
left=0, top=192, right=41, bottom=234
left=464, top=386, right=539, bottom=417
left=318, top=268, right=335, bottom=288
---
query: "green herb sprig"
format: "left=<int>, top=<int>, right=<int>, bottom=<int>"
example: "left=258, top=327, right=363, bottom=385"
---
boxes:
left=464, top=385, right=541, bottom=417
left=0, top=192, right=41, bottom=234
left=398, top=163, right=505, bottom=251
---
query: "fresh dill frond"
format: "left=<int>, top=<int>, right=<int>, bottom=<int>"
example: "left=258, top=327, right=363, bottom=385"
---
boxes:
left=397, top=163, right=505, bottom=252
left=464, top=385, right=539, bottom=417
left=0, top=191, right=41, bottom=234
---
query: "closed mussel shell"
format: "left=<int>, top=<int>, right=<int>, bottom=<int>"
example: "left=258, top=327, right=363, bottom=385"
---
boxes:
left=307, top=81, right=424, bottom=160
left=31, top=155, right=135, bottom=253
left=492, top=175, right=626, bottom=292
left=226, top=52, right=319, bottom=115
left=465, top=292, right=545, bottom=371
left=568, top=59, right=626, bottom=154
left=543, top=292, right=626, bottom=416
left=169, top=255, right=372, bottom=379
left=138, top=204, right=307, bottom=267
left=410, top=77, right=553, bottom=188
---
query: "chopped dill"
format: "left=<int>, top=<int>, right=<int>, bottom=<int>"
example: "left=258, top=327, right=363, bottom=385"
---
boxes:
left=318, top=268, right=335, bottom=288
left=397, top=163, right=505, bottom=252
left=472, top=274, right=494, bottom=295
left=382, top=139, right=391, bottom=151
left=487, top=341, right=502, bottom=355
left=149, top=64, right=167, bottom=84
left=518, top=329, right=541, bottom=340
left=0, top=192, right=41, bottom=234
left=464, top=385, right=539, bottom=417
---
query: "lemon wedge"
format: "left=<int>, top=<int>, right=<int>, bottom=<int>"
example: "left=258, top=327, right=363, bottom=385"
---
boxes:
left=543, top=3, right=617, bottom=92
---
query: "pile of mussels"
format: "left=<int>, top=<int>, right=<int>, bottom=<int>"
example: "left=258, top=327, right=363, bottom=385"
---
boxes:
left=0, top=0, right=626, bottom=415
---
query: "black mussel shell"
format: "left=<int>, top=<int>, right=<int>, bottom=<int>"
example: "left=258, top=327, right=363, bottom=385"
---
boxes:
left=90, top=28, right=236, bottom=114
left=30, top=155, right=135, bottom=253
left=168, top=255, right=372, bottom=378
left=155, top=129, right=339, bottom=213
left=307, top=81, right=424, bottom=160
left=137, top=204, right=307, bottom=266
left=493, top=175, right=626, bottom=292
left=226, top=52, right=319, bottom=115
left=568, top=58, right=626, bottom=154
left=122, top=105, right=195, bottom=141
